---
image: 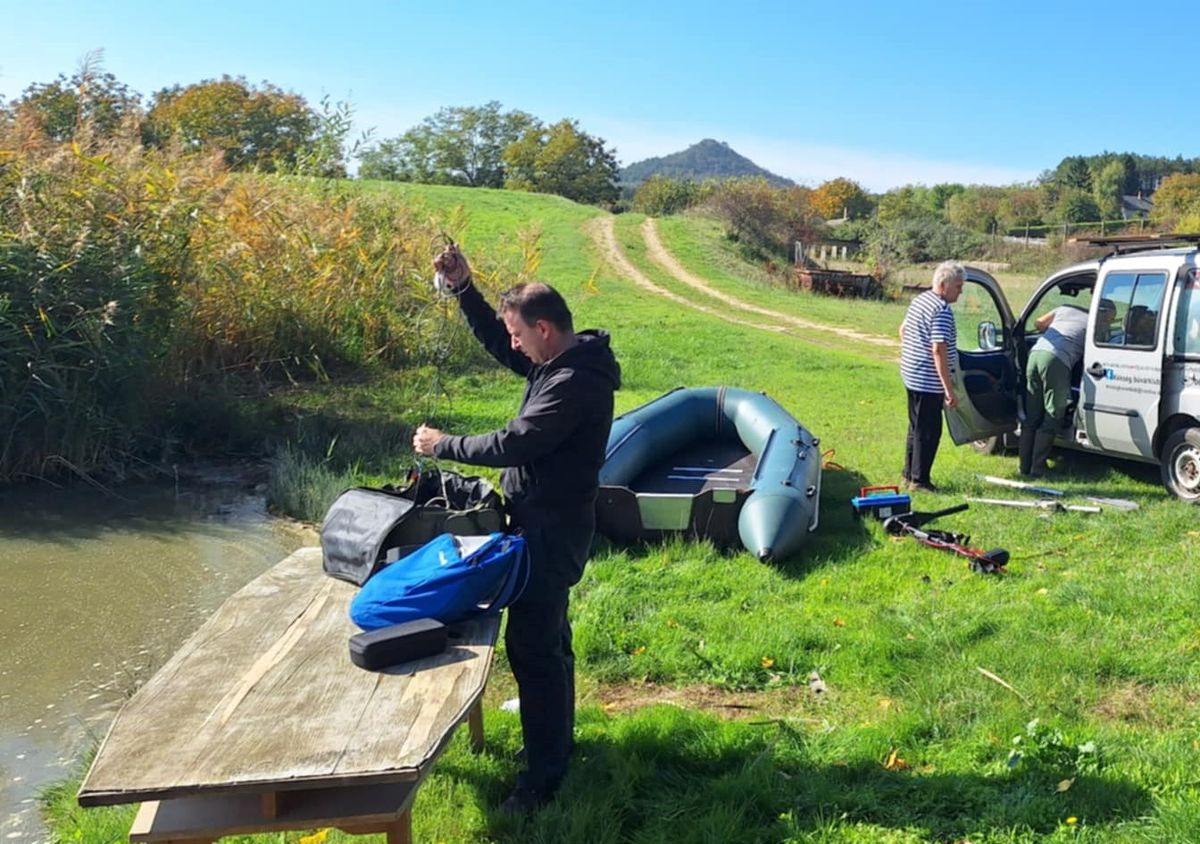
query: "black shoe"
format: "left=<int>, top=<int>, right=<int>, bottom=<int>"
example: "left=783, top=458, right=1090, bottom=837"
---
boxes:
left=909, top=481, right=939, bottom=493
left=499, top=785, right=552, bottom=815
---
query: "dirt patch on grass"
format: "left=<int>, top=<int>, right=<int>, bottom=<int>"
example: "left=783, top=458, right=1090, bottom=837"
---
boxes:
left=1091, top=680, right=1200, bottom=728
left=585, top=680, right=822, bottom=721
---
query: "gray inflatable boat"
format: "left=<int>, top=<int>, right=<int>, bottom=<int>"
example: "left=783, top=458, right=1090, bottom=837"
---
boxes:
left=596, top=387, right=821, bottom=562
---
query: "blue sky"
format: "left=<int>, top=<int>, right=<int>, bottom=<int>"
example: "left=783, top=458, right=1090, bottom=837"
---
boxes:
left=1, top=0, right=1193, bottom=191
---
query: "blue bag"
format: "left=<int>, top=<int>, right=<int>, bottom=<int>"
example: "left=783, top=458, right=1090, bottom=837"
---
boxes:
left=349, top=532, right=529, bottom=631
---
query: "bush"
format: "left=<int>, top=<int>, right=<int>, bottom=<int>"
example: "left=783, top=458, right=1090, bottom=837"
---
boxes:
left=631, top=176, right=708, bottom=217
left=862, top=218, right=985, bottom=267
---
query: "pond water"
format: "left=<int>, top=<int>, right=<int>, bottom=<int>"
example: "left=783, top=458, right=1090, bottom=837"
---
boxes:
left=0, top=468, right=312, bottom=840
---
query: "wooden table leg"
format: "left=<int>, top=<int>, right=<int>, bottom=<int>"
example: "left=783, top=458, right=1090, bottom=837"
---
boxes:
left=467, top=698, right=484, bottom=754
left=386, top=809, right=412, bottom=844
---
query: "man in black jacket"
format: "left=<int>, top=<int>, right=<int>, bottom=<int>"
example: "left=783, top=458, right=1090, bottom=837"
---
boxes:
left=412, top=244, right=620, bottom=813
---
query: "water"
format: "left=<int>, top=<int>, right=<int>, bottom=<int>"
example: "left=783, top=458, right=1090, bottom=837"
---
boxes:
left=0, top=468, right=313, bottom=840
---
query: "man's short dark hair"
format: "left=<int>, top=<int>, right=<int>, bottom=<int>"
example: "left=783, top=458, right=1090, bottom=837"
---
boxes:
left=499, top=282, right=574, bottom=332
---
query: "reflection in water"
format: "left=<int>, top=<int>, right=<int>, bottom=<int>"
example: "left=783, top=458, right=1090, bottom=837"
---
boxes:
left=0, top=472, right=312, bottom=839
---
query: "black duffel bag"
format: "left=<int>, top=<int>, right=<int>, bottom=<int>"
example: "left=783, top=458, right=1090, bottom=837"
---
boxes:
left=320, top=467, right=505, bottom=586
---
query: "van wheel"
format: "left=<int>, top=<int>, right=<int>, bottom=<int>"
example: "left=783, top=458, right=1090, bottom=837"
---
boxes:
left=1161, top=427, right=1200, bottom=502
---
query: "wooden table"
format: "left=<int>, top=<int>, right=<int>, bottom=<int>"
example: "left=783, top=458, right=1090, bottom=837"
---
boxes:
left=77, top=547, right=500, bottom=844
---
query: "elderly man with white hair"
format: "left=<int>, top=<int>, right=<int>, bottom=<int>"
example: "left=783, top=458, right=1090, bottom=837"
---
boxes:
left=898, top=260, right=965, bottom=492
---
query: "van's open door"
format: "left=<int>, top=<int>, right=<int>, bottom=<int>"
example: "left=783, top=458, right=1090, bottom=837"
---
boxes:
left=944, top=268, right=1019, bottom=445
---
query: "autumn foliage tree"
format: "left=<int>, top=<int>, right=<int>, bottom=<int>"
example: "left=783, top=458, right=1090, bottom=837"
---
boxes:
left=810, top=177, right=872, bottom=220
left=1150, top=173, right=1200, bottom=230
left=144, top=76, right=319, bottom=172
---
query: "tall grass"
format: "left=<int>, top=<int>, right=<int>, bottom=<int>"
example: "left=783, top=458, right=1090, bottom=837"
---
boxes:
left=0, top=116, right=499, bottom=482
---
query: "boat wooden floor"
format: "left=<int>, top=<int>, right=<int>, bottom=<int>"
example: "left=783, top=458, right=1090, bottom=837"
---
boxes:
left=629, top=438, right=755, bottom=495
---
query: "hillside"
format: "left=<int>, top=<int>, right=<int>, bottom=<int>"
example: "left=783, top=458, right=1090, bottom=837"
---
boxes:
left=619, top=138, right=794, bottom=188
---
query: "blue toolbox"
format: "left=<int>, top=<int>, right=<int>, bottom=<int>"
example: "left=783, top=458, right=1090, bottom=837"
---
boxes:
left=850, top=485, right=912, bottom=519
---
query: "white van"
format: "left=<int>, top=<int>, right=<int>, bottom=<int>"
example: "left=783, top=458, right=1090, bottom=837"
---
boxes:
left=943, top=237, right=1200, bottom=501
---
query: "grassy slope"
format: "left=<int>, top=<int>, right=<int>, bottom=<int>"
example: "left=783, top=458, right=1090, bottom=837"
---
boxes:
left=47, top=186, right=1200, bottom=843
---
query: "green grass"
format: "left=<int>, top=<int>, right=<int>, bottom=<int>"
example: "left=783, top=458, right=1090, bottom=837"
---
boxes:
left=45, top=183, right=1200, bottom=842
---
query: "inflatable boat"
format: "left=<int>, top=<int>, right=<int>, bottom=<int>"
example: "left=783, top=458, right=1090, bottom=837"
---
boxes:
left=596, top=387, right=821, bottom=562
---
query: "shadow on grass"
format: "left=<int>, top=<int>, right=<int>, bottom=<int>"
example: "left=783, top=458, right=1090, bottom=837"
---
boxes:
left=439, top=706, right=1151, bottom=843
left=589, top=466, right=876, bottom=583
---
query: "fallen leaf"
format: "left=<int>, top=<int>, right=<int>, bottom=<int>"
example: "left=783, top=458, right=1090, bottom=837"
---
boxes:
left=631, top=646, right=646, bottom=656
left=1188, top=531, right=1200, bottom=539
left=299, top=831, right=330, bottom=844
left=1057, top=778, right=1074, bottom=792
left=820, top=578, right=829, bottom=586
left=879, top=698, right=893, bottom=709
left=833, top=618, right=846, bottom=627
left=883, top=749, right=909, bottom=771
left=905, top=633, right=916, bottom=640
left=761, top=656, right=775, bottom=668
left=1066, top=816, right=1078, bottom=825
left=1037, top=588, right=1049, bottom=595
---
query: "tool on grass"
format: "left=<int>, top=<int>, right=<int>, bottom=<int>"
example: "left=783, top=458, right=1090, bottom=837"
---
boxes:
left=980, top=475, right=1138, bottom=511
left=966, top=497, right=1102, bottom=514
left=850, top=485, right=911, bottom=520
left=882, top=503, right=968, bottom=532
left=981, top=475, right=1064, bottom=496
left=883, top=503, right=1009, bottom=574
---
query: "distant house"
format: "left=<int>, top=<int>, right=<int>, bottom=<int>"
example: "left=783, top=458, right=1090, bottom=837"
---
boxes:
left=1120, top=194, right=1154, bottom=220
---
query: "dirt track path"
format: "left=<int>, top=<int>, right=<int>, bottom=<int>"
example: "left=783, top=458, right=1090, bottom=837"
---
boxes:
left=584, top=216, right=897, bottom=360
left=584, top=217, right=793, bottom=337
left=640, top=218, right=897, bottom=349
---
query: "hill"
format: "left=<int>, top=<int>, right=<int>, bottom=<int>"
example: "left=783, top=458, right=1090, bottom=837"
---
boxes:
left=619, top=139, right=794, bottom=188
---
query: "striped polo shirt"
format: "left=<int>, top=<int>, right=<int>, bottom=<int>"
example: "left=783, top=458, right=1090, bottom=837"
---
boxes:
left=900, top=290, right=958, bottom=393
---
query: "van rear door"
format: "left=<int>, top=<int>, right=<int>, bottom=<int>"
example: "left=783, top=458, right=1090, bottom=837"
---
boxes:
left=1076, top=261, right=1170, bottom=459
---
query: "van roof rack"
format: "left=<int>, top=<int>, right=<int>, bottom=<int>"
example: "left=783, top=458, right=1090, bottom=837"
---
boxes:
left=1069, top=233, right=1200, bottom=254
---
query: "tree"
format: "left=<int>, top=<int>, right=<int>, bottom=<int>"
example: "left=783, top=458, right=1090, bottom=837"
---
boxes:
left=145, top=76, right=319, bottom=172
left=358, top=102, right=537, bottom=187
left=10, top=54, right=141, bottom=142
left=945, top=187, right=1007, bottom=233
left=1000, top=187, right=1045, bottom=229
left=1050, top=189, right=1101, bottom=225
left=1054, top=156, right=1093, bottom=192
left=877, top=185, right=937, bottom=224
left=1092, top=159, right=1127, bottom=219
left=503, top=119, right=619, bottom=204
left=810, top=178, right=871, bottom=221
left=1150, top=173, right=1200, bottom=229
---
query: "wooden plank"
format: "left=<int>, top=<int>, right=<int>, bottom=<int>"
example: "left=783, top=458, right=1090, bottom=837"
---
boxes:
left=128, top=780, right=417, bottom=841
left=79, top=547, right=499, bottom=806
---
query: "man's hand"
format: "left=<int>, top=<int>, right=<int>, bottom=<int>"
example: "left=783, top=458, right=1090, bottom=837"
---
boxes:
left=943, top=390, right=958, bottom=409
left=413, top=423, right=446, bottom=456
left=433, top=244, right=471, bottom=290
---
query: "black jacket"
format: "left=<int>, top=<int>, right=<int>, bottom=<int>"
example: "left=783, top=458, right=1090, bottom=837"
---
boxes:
left=433, top=281, right=621, bottom=528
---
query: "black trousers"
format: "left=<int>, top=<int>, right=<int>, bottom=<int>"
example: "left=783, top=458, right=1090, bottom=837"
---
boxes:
left=505, top=516, right=593, bottom=794
left=904, top=389, right=944, bottom=485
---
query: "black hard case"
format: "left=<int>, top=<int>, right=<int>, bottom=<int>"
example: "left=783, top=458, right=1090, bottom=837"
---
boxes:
left=348, top=618, right=448, bottom=671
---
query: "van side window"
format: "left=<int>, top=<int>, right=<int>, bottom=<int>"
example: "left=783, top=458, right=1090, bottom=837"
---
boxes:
left=1173, top=268, right=1200, bottom=358
left=1094, top=271, right=1167, bottom=349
